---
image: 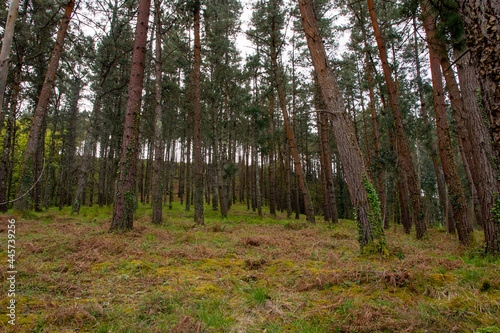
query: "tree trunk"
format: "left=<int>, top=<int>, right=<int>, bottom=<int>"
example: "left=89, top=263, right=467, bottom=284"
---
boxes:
left=60, top=78, right=82, bottom=208
left=388, top=127, right=411, bottom=234
left=110, top=0, right=151, bottom=232
left=246, top=138, right=250, bottom=210
left=285, top=141, right=292, bottom=218
left=439, top=50, right=484, bottom=227
left=185, top=133, right=191, bottom=211
left=169, top=140, right=175, bottom=209
left=14, top=0, right=75, bottom=212
left=178, top=140, right=185, bottom=205
left=0, top=0, right=20, bottom=132
left=72, top=88, right=102, bottom=214
left=411, top=16, right=448, bottom=228
left=272, top=2, right=314, bottom=223
left=315, top=75, right=338, bottom=224
left=455, top=50, right=500, bottom=253
left=366, top=0, right=426, bottom=239
left=0, top=52, right=22, bottom=211
left=192, top=0, right=204, bottom=224
left=422, top=5, right=474, bottom=246
left=299, top=0, right=386, bottom=251
left=269, top=93, right=276, bottom=216
left=145, top=140, right=153, bottom=204
left=365, top=51, right=386, bottom=228
left=455, top=0, right=500, bottom=164
left=152, top=0, right=164, bottom=224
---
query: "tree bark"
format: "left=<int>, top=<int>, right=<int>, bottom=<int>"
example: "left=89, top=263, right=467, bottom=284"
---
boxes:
left=455, top=0, right=500, bottom=164
left=178, top=140, right=185, bottom=205
left=455, top=49, right=500, bottom=253
left=436, top=40, right=484, bottom=227
left=269, top=93, right=276, bottom=216
left=299, top=0, right=386, bottom=250
left=365, top=51, right=386, bottom=228
left=0, top=50, right=22, bottom=211
left=72, top=90, right=102, bottom=214
left=193, top=0, right=204, bottom=225
left=422, top=5, right=474, bottom=246
left=151, top=0, right=164, bottom=224
left=366, top=0, right=426, bottom=238
left=412, top=15, right=448, bottom=228
left=185, top=131, right=191, bottom=211
left=14, top=0, right=75, bottom=212
left=0, top=0, right=20, bottom=132
left=315, top=75, right=338, bottom=224
left=169, top=140, right=175, bottom=209
left=110, top=0, right=151, bottom=232
left=388, top=127, right=411, bottom=233
left=60, top=78, right=82, bottom=208
left=272, top=0, right=314, bottom=223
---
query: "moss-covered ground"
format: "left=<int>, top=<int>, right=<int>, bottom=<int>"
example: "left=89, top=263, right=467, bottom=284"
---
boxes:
left=1, top=202, right=499, bottom=332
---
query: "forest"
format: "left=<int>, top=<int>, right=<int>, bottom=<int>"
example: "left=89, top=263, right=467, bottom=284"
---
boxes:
left=0, top=0, right=499, bottom=331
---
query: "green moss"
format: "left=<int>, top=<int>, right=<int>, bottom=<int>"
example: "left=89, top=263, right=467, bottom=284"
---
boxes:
left=91, top=262, right=114, bottom=273
left=193, top=283, right=224, bottom=295
left=428, top=273, right=455, bottom=286
left=118, top=260, right=155, bottom=273
left=480, top=278, right=492, bottom=292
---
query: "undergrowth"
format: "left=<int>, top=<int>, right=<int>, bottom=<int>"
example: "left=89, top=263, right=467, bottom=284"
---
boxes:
left=0, top=202, right=499, bottom=332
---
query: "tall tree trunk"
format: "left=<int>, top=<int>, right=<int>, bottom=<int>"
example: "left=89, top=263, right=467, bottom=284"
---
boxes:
left=169, top=140, right=175, bottom=209
left=34, top=123, right=46, bottom=212
left=151, top=0, right=164, bottom=224
left=72, top=88, right=102, bottom=214
left=145, top=140, right=153, bottom=204
left=257, top=147, right=262, bottom=216
left=283, top=140, right=292, bottom=218
left=422, top=5, right=474, bottom=246
left=272, top=1, right=314, bottom=223
left=366, top=57, right=386, bottom=228
left=246, top=138, right=250, bottom=210
left=455, top=0, right=500, bottom=163
left=139, top=152, right=145, bottom=203
left=411, top=16, right=448, bottom=228
left=388, top=128, right=411, bottom=233
left=322, top=116, right=339, bottom=225
left=455, top=50, right=500, bottom=253
left=192, top=0, right=204, bottom=224
left=436, top=40, right=484, bottom=227
left=14, top=0, right=75, bottom=212
left=60, top=78, right=82, bottom=208
left=110, top=0, right=151, bottom=232
left=316, top=75, right=338, bottom=224
left=178, top=140, right=185, bottom=205
left=269, top=93, right=276, bottom=216
left=0, top=0, right=20, bottom=131
left=458, top=138, right=483, bottom=227
left=366, top=0, right=426, bottom=239
left=239, top=151, right=244, bottom=203
left=357, top=65, right=372, bottom=172
left=0, top=52, right=22, bottom=211
left=299, top=0, right=386, bottom=251
left=185, top=133, right=191, bottom=211
left=98, top=136, right=109, bottom=207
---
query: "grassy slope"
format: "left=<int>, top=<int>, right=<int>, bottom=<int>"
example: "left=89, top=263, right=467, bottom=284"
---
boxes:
left=0, top=202, right=499, bottom=332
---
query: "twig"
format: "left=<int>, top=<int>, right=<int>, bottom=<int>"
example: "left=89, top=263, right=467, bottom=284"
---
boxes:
left=443, top=49, right=470, bottom=73
left=0, top=158, right=46, bottom=206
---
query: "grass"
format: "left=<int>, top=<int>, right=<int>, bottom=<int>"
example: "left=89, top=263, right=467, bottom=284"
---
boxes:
left=0, top=201, right=499, bottom=332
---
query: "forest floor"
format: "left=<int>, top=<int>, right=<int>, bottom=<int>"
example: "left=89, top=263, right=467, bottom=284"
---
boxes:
left=0, top=203, right=500, bottom=333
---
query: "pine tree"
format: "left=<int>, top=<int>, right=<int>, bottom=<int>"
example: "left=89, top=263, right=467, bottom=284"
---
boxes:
left=298, top=0, right=387, bottom=253
left=14, top=0, right=76, bottom=213
left=110, top=0, right=151, bottom=232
